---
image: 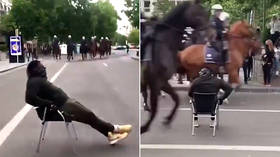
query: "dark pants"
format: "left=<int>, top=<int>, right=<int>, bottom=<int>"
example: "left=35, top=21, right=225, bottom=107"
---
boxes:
left=263, top=65, right=272, bottom=85
left=210, top=40, right=226, bottom=66
left=272, top=32, right=280, bottom=45
left=60, top=99, right=114, bottom=137
left=243, top=62, right=249, bottom=84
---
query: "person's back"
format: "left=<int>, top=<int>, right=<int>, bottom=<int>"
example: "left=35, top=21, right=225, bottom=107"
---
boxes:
left=188, top=68, right=233, bottom=127
left=26, top=76, right=69, bottom=108
left=189, top=68, right=232, bottom=101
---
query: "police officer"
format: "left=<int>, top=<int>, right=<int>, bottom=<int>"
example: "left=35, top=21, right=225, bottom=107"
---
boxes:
left=80, top=36, right=87, bottom=60
left=67, top=35, right=74, bottom=61
left=209, top=4, right=227, bottom=73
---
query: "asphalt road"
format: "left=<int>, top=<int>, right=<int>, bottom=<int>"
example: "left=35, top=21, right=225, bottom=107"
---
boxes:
left=0, top=50, right=139, bottom=157
left=141, top=91, right=280, bottom=157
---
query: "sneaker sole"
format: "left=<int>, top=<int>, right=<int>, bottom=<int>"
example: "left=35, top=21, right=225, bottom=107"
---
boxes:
left=109, top=133, right=129, bottom=145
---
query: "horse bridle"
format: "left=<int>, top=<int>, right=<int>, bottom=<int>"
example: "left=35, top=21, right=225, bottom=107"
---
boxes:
left=157, top=22, right=209, bottom=35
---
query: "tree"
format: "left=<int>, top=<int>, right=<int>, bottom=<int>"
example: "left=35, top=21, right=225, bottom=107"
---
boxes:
left=153, top=0, right=175, bottom=18
left=112, top=32, right=127, bottom=45
left=91, top=0, right=118, bottom=39
left=124, top=0, right=139, bottom=29
left=127, top=29, right=139, bottom=45
left=2, top=0, right=119, bottom=44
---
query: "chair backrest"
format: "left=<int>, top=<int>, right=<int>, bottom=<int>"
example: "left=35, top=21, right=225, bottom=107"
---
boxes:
left=192, top=92, right=218, bottom=114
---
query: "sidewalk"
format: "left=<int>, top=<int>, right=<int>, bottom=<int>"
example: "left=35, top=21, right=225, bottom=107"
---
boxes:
left=129, top=49, right=139, bottom=60
left=0, top=56, right=28, bottom=73
left=170, top=69, right=280, bottom=93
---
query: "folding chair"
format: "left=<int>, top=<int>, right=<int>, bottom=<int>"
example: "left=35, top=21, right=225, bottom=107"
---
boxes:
left=34, top=106, right=78, bottom=153
left=189, top=92, right=220, bottom=136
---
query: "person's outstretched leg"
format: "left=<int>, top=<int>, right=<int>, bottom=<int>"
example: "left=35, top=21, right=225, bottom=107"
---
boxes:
left=60, top=99, right=132, bottom=144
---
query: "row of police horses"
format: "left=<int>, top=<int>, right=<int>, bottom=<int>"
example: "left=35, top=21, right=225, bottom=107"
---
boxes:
left=141, top=0, right=262, bottom=134
left=52, top=38, right=112, bottom=61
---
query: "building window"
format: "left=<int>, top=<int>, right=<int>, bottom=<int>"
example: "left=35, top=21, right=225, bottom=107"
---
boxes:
left=144, top=0, right=150, bottom=12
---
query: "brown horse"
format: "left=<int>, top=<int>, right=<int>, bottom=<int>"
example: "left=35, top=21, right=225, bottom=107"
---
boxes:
left=178, top=21, right=262, bottom=87
left=89, top=38, right=98, bottom=59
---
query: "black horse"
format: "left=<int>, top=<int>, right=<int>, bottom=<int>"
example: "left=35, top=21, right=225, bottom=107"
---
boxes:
left=141, top=0, right=209, bottom=134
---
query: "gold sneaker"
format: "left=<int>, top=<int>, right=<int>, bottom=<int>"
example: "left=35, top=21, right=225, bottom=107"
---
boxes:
left=115, top=125, right=132, bottom=133
left=108, top=132, right=129, bottom=145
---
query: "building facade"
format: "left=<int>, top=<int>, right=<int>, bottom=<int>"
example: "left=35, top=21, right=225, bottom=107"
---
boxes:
left=0, top=0, right=11, bottom=16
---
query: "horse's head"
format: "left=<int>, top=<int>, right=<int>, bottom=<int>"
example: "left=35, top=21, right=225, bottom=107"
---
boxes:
left=161, top=0, right=209, bottom=31
left=229, top=21, right=262, bottom=57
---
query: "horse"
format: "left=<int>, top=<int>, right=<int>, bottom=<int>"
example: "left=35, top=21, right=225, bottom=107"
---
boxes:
left=99, top=39, right=107, bottom=59
left=88, top=38, right=98, bottom=59
left=141, top=0, right=210, bottom=134
left=178, top=21, right=262, bottom=87
left=52, top=39, right=61, bottom=60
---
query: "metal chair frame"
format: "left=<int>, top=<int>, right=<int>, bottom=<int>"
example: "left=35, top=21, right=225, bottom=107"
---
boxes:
left=189, top=92, right=220, bottom=136
left=35, top=106, right=78, bottom=153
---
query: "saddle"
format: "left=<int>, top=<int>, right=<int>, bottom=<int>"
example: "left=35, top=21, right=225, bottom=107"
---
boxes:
left=205, top=41, right=229, bottom=65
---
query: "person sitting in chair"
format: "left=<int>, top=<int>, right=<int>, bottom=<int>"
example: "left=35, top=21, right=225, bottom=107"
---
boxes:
left=25, top=60, right=132, bottom=145
left=188, top=67, right=233, bottom=127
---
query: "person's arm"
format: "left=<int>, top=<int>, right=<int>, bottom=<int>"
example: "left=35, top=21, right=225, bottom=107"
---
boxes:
left=218, top=79, right=233, bottom=100
left=25, top=79, right=54, bottom=108
left=188, top=79, right=199, bottom=97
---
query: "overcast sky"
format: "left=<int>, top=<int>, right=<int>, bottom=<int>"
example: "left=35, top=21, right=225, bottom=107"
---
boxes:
left=89, top=0, right=132, bottom=36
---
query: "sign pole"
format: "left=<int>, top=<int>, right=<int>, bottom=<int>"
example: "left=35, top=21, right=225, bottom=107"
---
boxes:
left=15, top=29, right=19, bottom=63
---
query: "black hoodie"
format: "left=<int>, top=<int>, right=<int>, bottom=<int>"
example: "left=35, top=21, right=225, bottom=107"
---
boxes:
left=25, top=77, right=69, bottom=108
left=188, top=75, right=233, bottom=100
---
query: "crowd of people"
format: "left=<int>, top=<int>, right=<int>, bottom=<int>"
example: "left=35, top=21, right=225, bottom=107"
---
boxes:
left=22, top=35, right=113, bottom=62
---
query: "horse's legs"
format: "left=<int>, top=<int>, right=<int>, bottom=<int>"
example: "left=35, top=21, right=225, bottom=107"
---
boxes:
left=161, top=81, right=179, bottom=125
left=178, top=73, right=183, bottom=84
left=141, top=82, right=150, bottom=111
left=141, top=85, right=159, bottom=134
left=229, top=69, right=241, bottom=88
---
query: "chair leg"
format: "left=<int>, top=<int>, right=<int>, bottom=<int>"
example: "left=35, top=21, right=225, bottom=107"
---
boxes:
left=191, top=115, right=195, bottom=136
left=42, top=122, right=48, bottom=141
left=71, top=123, right=78, bottom=141
left=65, top=122, right=77, bottom=154
left=217, top=111, right=220, bottom=129
left=213, top=116, right=217, bottom=137
left=36, top=122, right=47, bottom=153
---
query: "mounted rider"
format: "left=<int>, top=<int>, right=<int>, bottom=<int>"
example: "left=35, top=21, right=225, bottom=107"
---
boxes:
left=208, top=4, right=229, bottom=73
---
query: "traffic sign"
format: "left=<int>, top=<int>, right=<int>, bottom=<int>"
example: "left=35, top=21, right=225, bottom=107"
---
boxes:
left=10, top=36, right=22, bottom=56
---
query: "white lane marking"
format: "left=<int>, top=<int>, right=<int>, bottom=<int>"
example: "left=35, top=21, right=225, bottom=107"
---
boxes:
left=103, top=63, right=108, bottom=67
left=141, top=144, right=280, bottom=152
left=141, top=107, right=280, bottom=113
left=0, top=63, right=68, bottom=146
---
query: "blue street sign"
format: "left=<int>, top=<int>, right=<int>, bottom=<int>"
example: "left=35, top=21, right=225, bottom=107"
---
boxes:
left=10, top=36, right=22, bottom=56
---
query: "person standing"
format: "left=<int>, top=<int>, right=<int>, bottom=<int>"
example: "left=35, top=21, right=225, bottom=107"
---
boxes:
left=126, top=44, right=129, bottom=54
left=267, top=16, right=279, bottom=44
left=262, top=40, right=275, bottom=86
left=67, top=35, right=74, bottom=61
left=80, top=36, right=87, bottom=60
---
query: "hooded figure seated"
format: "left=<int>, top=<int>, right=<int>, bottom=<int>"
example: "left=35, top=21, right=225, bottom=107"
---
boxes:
left=25, top=60, right=132, bottom=145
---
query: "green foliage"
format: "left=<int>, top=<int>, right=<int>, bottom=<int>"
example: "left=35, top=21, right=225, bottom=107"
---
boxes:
left=153, top=0, right=175, bottom=18
left=1, top=0, right=118, bottom=44
left=92, top=0, right=118, bottom=39
left=124, top=0, right=139, bottom=28
left=112, top=32, right=127, bottom=45
left=127, top=29, right=139, bottom=45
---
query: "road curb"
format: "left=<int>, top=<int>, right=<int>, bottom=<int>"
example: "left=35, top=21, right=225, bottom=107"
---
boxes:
left=131, top=56, right=139, bottom=61
left=172, top=85, right=280, bottom=93
left=0, top=63, right=28, bottom=73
